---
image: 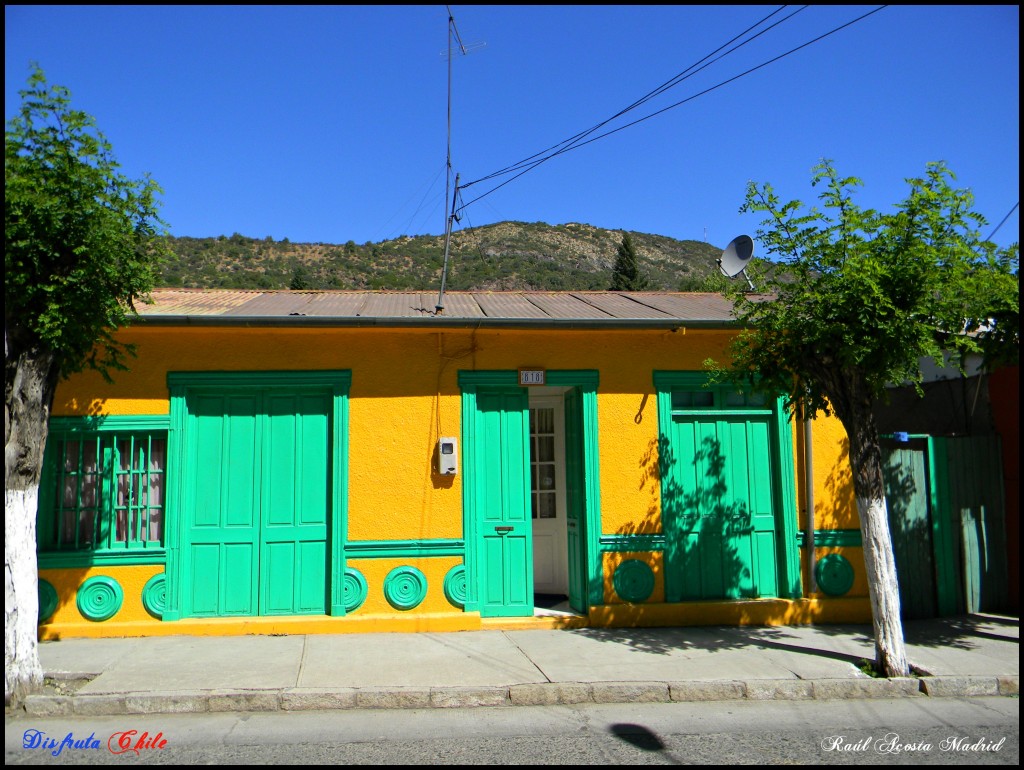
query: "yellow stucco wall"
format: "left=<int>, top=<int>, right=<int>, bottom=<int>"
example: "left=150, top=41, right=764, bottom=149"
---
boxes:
left=41, top=324, right=866, bottom=637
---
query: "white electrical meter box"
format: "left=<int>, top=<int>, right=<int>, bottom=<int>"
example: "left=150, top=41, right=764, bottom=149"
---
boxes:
left=437, top=437, right=458, bottom=475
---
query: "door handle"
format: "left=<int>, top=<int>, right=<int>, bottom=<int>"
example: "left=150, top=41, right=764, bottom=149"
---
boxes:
left=495, top=526, right=513, bottom=533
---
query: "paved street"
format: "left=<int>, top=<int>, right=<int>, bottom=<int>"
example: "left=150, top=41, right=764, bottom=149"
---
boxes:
left=5, top=697, right=1018, bottom=765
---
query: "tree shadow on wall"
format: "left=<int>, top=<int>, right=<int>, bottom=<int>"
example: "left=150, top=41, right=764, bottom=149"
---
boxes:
left=600, top=432, right=755, bottom=655
left=821, top=438, right=856, bottom=532
left=881, top=443, right=940, bottom=620
left=656, top=433, right=757, bottom=602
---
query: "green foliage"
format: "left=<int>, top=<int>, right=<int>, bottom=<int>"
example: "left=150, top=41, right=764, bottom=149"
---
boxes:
left=679, top=270, right=731, bottom=292
left=5, top=66, right=169, bottom=381
left=289, top=266, right=312, bottom=290
left=708, top=160, right=1019, bottom=421
left=610, top=231, right=650, bottom=291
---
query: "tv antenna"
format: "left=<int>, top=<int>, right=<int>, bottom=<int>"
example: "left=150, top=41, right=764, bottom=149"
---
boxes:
left=718, top=234, right=756, bottom=291
left=436, top=6, right=484, bottom=314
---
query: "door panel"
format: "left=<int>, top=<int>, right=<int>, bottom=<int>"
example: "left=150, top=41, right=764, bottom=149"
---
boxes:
left=184, top=393, right=261, bottom=617
left=882, top=444, right=937, bottom=619
left=181, top=388, right=330, bottom=618
left=474, top=389, right=533, bottom=617
left=564, top=388, right=585, bottom=613
left=664, top=415, right=778, bottom=600
left=260, top=392, right=329, bottom=615
left=530, top=400, right=568, bottom=595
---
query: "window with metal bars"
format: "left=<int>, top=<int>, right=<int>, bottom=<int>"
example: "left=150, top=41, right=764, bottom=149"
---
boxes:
left=529, top=406, right=558, bottom=519
left=38, top=430, right=166, bottom=554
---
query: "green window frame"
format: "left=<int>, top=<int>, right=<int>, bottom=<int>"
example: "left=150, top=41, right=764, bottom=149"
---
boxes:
left=38, top=416, right=170, bottom=566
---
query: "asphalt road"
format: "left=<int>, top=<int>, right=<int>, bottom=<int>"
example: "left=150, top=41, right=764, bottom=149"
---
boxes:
left=6, top=696, right=1018, bottom=765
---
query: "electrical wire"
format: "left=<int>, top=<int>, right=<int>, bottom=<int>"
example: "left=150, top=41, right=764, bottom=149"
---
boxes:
left=985, top=202, right=1019, bottom=242
left=457, top=5, right=888, bottom=218
left=469, top=5, right=800, bottom=187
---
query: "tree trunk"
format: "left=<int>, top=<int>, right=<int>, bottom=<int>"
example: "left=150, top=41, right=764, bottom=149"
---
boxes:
left=828, top=375, right=909, bottom=678
left=5, top=333, right=59, bottom=706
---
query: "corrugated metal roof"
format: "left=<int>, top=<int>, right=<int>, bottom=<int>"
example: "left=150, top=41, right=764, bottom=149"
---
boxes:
left=134, top=289, right=738, bottom=327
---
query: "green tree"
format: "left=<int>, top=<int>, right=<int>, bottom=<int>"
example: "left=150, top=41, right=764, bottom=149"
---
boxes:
left=5, top=67, right=169, bottom=704
left=610, top=231, right=649, bottom=290
left=709, top=160, right=1018, bottom=677
left=289, top=265, right=312, bottom=290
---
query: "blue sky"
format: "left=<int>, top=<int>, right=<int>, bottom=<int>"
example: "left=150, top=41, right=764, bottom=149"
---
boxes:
left=5, top=5, right=1019, bottom=253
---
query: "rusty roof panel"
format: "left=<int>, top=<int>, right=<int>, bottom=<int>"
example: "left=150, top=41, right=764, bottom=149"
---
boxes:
left=359, top=293, right=435, bottom=318
left=523, top=293, right=614, bottom=319
left=624, top=292, right=735, bottom=320
left=136, top=289, right=736, bottom=325
left=221, top=292, right=316, bottom=316
left=299, top=293, right=372, bottom=316
left=139, top=289, right=258, bottom=315
left=571, top=292, right=675, bottom=319
left=433, top=293, right=487, bottom=318
left=475, top=292, right=551, bottom=319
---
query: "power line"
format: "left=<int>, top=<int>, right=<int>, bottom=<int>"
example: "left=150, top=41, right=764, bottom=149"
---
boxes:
left=469, top=5, right=801, bottom=187
left=985, top=201, right=1018, bottom=242
left=457, top=5, right=888, bottom=218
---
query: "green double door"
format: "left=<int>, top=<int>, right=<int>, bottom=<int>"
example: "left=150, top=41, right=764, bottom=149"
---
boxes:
left=180, top=388, right=331, bottom=617
left=663, top=415, right=780, bottom=600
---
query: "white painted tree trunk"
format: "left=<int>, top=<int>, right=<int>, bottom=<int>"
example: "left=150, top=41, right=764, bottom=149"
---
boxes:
left=857, top=494, right=909, bottom=678
left=5, top=486, right=43, bottom=705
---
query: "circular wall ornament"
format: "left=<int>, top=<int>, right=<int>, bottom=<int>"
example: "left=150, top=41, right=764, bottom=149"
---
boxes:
left=613, top=559, right=655, bottom=603
left=38, top=579, right=58, bottom=624
left=816, top=553, right=855, bottom=597
left=77, top=576, right=124, bottom=622
left=443, top=565, right=467, bottom=609
left=342, top=568, right=368, bottom=613
left=142, top=573, right=167, bottom=619
left=383, top=566, right=428, bottom=611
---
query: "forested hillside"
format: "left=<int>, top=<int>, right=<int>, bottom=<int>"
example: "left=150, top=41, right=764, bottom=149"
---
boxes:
left=161, top=221, right=732, bottom=292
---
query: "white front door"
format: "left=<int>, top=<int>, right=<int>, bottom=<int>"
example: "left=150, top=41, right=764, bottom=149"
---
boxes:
left=529, top=395, right=568, bottom=595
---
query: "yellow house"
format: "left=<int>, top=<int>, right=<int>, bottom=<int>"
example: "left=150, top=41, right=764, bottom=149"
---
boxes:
left=37, top=289, right=870, bottom=639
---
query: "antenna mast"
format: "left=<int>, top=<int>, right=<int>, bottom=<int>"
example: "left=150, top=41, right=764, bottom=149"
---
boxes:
left=436, top=6, right=482, bottom=314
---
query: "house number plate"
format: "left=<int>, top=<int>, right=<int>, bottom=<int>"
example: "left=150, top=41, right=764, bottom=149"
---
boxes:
left=518, top=369, right=546, bottom=386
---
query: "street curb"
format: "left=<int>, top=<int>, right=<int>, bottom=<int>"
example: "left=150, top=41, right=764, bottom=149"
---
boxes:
left=17, top=675, right=1020, bottom=717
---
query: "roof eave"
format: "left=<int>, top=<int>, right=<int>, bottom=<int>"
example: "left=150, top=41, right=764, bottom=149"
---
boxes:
left=130, top=315, right=739, bottom=330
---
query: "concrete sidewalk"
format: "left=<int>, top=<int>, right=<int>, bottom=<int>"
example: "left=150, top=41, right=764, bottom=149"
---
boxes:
left=18, top=614, right=1019, bottom=716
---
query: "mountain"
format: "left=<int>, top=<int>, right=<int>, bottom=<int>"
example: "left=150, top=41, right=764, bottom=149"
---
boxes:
left=160, top=221, right=730, bottom=292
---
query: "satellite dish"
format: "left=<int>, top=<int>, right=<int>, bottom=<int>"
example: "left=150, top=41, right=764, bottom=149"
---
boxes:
left=718, top=234, right=756, bottom=291
left=718, top=235, right=754, bottom=277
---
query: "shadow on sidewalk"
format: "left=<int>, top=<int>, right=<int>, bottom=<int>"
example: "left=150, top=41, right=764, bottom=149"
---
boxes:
left=568, top=614, right=1017, bottom=665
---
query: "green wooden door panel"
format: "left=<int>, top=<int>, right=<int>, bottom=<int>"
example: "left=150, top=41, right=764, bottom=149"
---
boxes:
left=664, top=414, right=779, bottom=601
left=961, top=508, right=982, bottom=613
left=222, top=542, right=257, bottom=615
left=180, top=387, right=330, bottom=618
left=564, top=388, right=585, bottom=613
left=260, top=392, right=329, bottom=615
left=882, top=445, right=937, bottom=619
left=183, top=392, right=260, bottom=617
left=944, top=436, right=1008, bottom=614
left=474, top=388, right=533, bottom=618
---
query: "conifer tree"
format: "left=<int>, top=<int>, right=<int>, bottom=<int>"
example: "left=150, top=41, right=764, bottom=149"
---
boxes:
left=610, top=231, right=649, bottom=290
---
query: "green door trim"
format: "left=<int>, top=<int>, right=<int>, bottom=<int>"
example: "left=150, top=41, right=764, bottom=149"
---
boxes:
left=164, top=370, right=351, bottom=621
left=458, top=370, right=601, bottom=612
left=653, top=371, right=800, bottom=600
